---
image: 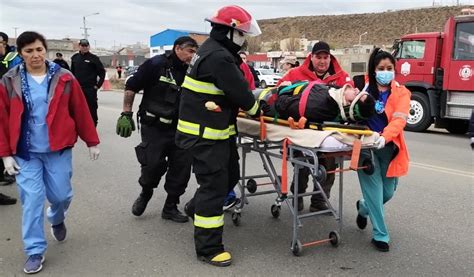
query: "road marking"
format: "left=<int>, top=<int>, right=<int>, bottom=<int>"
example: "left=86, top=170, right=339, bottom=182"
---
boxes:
left=410, top=162, right=473, bottom=178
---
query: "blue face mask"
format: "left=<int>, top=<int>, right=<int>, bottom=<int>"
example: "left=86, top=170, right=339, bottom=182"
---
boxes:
left=375, top=70, right=394, bottom=85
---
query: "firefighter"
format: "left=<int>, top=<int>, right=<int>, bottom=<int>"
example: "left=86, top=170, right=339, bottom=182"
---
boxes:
left=116, top=36, right=198, bottom=222
left=176, top=5, right=261, bottom=266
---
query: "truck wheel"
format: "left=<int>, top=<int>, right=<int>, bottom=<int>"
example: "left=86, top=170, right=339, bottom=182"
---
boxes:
left=260, top=80, right=267, bottom=89
left=406, top=91, right=432, bottom=132
left=445, top=119, right=468, bottom=134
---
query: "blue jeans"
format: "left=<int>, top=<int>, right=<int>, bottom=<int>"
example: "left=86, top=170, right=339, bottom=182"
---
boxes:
left=15, top=149, right=73, bottom=256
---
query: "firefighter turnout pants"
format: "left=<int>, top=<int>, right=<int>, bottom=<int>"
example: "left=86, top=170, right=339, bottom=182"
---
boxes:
left=135, top=124, right=192, bottom=204
left=187, top=138, right=240, bottom=257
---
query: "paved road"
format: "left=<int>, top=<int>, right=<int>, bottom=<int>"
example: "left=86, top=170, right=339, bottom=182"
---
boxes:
left=1, top=90, right=472, bottom=276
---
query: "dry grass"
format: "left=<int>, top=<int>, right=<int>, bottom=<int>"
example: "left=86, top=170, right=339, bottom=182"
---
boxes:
left=258, top=5, right=473, bottom=48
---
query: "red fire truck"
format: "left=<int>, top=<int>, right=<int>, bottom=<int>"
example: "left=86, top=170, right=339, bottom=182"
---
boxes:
left=392, top=9, right=474, bottom=133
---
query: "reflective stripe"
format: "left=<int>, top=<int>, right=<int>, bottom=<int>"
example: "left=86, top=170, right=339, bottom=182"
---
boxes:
left=182, top=76, right=224, bottom=95
left=258, top=88, right=271, bottom=101
left=177, top=119, right=200, bottom=136
left=392, top=112, right=408, bottom=121
left=203, top=126, right=231, bottom=140
left=159, top=76, right=177, bottom=85
left=194, top=214, right=224, bottom=228
left=229, top=124, right=236, bottom=136
left=159, top=117, right=173, bottom=124
left=246, top=101, right=259, bottom=116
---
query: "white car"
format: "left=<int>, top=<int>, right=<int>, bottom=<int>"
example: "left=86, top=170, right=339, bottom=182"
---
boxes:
left=255, top=68, right=281, bottom=88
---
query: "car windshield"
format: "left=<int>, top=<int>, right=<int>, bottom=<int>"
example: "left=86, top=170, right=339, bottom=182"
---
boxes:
left=259, top=69, right=274, bottom=75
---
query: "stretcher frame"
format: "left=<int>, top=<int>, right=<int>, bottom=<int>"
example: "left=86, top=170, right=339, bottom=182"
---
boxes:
left=233, top=126, right=373, bottom=256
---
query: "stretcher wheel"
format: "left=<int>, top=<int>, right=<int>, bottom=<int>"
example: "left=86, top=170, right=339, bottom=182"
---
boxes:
left=316, top=165, right=327, bottom=183
left=362, top=158, right=375, bottom=175
left=270, top=204, right=281, bottom=218
left=246, top=179, right=257, bottom=194
left=291, top=240, right=303, bottom=256
left=231, top=212, right=241, bottom=226
left=329, top=231, right=340, bottom=247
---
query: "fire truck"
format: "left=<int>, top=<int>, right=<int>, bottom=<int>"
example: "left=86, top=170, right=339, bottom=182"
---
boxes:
left=392, top=9, right=474, bottom=134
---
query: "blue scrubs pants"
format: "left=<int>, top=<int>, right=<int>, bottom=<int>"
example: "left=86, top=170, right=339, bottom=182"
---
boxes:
left=357, top=146, right=398, bottom=243
left=15, top=149, right=73, bottom=256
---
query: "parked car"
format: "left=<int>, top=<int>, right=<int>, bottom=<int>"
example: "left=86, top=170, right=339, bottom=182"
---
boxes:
left=255, top=68, right=282, bottom=88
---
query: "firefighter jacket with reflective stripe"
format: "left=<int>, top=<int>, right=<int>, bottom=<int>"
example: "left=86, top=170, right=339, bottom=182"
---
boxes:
left=125, top=53, right=187, bottom=125
left=176, top=38, right=258, bottom=148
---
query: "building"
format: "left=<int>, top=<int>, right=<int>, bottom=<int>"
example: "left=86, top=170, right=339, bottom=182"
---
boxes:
left=149, top=29, right=208, bottom=57
left=332, top=44, right=376, bottom=77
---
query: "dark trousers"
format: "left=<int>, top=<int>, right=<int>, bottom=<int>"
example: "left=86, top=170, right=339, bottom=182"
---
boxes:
left=0, top=163, right=4, bottom=180
left=135, top=124, right=192, bottom=204
left=290, top=152, right=336, bottom=205
left=82, top=86, right=98, bottom=126
left=117, top=71, right=122, bottom=79
left=186, top=139, right=240, bottom=257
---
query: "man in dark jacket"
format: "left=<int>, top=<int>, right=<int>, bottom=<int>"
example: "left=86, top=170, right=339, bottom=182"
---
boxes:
left=469, top=111, right=474, bottom=149
left=176, top=5, right=261, bottom=267
left=71, top=39, right=105, bottom=126
left=53, top=52, right=70, bottom=70
left=116, top=36, right=198, bottom=223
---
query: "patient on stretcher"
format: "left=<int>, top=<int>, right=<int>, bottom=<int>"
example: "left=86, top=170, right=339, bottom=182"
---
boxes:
left=255, top=81, right=375, bottom=124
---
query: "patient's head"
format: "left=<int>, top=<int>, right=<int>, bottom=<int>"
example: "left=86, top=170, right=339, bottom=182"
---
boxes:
left=342, top=85, right=365, bottom=104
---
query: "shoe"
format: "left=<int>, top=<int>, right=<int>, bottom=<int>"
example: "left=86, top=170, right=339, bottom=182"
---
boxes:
left=0, top=193, right=17, bottom=205
left=371, top=239, right=390, bottom=252
left=0, top=174, right=15, bottom=185
left=223, top=197, right=240, bottom=211
left=131, top=190, right=153, bottom=216
left=356, top=200, right=367, bottom=230
left=24, top=254, right=45, bottom=274
left=51, top=222, right=67, bottom=242
left=198, top=251, right=232, bottom=267
left=162, top=204, right=189, bottom=223
left=184, top=202, right=194, bottom=220
left=292, top=197, right=304, bottom=212
left=309, top=202, right=329, bottom=213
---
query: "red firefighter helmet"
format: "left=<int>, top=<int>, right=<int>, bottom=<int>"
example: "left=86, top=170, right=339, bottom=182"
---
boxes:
left=206, top=5, right=262, bottom=37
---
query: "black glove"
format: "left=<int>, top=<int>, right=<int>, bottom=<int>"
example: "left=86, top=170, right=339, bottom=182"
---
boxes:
left=260, top=100, right=272, bottom=115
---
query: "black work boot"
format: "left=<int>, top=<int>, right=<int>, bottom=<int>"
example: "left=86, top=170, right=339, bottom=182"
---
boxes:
left=131, top=189, right=153, bottom=216
left=0, top=193, right=17, bottom=205
left=162, top=202, right=189, bottom=223
left=0, top=173, right=15, bottom=185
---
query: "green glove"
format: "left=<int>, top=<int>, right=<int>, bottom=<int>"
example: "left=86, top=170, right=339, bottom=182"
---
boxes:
left=116, top=112, right=136, bottom=138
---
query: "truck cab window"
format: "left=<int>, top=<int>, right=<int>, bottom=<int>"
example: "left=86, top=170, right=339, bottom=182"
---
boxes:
left=453, top=22, right=474, bottom=61
left=396, top=40, right=426, bottom=59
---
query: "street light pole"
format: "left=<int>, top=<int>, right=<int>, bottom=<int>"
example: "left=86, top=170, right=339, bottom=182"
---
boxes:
left=359, top=32, right=368, bottom=46
left=81, top=12, right=100, bottom=40
left=12, top=27, right=19, bottom=39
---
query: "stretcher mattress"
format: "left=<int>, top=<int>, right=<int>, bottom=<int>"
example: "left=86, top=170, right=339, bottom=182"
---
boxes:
left=237, top=117, right=378, bottom=149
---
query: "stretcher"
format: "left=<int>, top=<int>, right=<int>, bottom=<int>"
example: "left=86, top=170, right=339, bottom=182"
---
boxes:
left=233, top=114, right=377, bottom=256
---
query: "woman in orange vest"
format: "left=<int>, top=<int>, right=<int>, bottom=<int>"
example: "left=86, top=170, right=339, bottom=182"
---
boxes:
left=356, top=48, right=410, bottom=252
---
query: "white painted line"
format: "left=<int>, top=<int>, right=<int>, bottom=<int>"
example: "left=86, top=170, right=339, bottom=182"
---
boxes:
left=410, top=162, right=473, bottom=178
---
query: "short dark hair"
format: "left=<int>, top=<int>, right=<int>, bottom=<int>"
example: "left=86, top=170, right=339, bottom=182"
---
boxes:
left=238, top=51, right=247, bottom=57
left=56, top=52, right=63, bottom=57
left=0, top=32, right=8, bottom=44
left=173, top=36, right=198, bottom=51
left=367, top=48, right=396, bottom=98
left=16, top=31, right=47, bottom=53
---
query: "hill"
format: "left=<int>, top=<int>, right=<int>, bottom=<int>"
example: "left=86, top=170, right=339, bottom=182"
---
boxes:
left=257, top=5, right=473, bottom=49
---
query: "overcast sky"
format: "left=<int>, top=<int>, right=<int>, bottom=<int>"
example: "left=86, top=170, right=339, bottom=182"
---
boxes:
left=1, top=0, right=472, bottom=48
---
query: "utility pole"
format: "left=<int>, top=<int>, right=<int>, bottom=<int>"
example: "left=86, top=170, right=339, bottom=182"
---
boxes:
left=81, top=12, right=100, bottom=40
left=12, top=27, right=19, bottom=39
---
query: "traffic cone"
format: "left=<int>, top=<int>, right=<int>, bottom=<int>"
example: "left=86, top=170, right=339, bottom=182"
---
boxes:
left=102, top=72, right=112, bottom=91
